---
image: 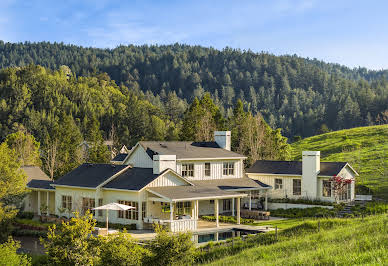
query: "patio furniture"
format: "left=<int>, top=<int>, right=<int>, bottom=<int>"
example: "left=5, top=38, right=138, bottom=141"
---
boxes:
left=92, top=203, right=136, bottom=234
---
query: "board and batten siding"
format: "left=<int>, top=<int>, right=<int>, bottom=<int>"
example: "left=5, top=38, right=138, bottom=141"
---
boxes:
left=124, top=145, right=153, bottom=168
left=176, top=159, right=243, bottom=180
left=147, top=172, right=190, bottom=187
left=247, top=174, right=302, bottom=199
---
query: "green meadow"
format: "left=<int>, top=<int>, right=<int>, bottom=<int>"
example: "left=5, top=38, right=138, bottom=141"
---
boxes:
left=291, top=125, right=388, bottom=199
left=205, top=215, right=388, bottom=265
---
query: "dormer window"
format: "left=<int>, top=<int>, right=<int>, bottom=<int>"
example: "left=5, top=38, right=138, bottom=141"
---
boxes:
left=182, top=163, right=194, bottom=177
left=223, top=162, right=234, bottom=176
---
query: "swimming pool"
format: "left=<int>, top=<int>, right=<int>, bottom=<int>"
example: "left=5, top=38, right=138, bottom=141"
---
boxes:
left=194, top=228, right=262, bottom=243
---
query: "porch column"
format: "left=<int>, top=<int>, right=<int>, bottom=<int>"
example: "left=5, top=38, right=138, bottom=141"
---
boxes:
left=191, top=201, right=195, bottom=218
left=46, top=191, right=50, bottom=215
left=249, top=191, right=252, bottom=210
left=196, top=200, right=199, bottom=219
left=37, top=191, right=41, bottom=215
left=232, top=198, right=235, bottom=216
left=138, top=200, right=143, bottom=229
left=215, top=199, right=219, bottom=227
left=264, top=191, right=268, bottom=211
left=170, top=202, right=174, bottom=222
left=236, top=197, right=241, bottom=225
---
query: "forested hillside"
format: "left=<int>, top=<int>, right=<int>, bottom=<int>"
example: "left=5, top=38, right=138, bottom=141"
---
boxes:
left=1, top=41, right=387, bottom=138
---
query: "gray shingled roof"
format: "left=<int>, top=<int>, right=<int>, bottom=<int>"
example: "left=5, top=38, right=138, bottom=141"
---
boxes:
left=148, top=186, right=245, bottom=201
left=55, top=164, right=129, bottom=188
left=111, top=153, right=128, bottom=162
left=21, top=166, right=50, bottom=183
left=192, top=178, right=271, bottom=190
left=138, top=141, right=245, bottom=160
left=246, top=160, right=348, bottom=176
left=103, top=168, right=159, bottom=191
left=27, top=179, right=55, bottom=190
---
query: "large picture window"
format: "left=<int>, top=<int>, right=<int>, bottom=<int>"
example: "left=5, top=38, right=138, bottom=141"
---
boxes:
left=62, top=195, right=72, bottom=210
left=204, top=163, right=211, bottom=176
left=275, top=179, right=283, bottom=190
left=82, top=197, right=95, bottom=215
left=223, top=162, right=234, bottom=176
left=118, top=201, right=139, bottom=220
left=293, top=179, right=301, bottom=195
left=182, top=164, right=194, bottom=177
left=322, top=180, right=332, bottom=197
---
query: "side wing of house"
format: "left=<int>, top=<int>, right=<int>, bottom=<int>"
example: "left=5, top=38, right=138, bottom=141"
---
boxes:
left=124, top=144, right=153, bottom=168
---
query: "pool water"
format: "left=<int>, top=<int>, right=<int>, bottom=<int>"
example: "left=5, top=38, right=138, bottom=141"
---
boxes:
left=195, top=228, right=262, bottom=243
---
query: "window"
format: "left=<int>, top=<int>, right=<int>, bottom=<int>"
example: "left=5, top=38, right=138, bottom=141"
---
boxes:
left=275, top=179, right=283, bottom=190
left=176, top=202, right=191, bottom=215
left=98, top=198, right=103, bottom=217
left=61, top=195, right=72, bottom=210
left=182, top=164, right=194, bottom=177
left=223, top=162, right=234, bottom=176
left=322, top=180, right=332, bottom=197
left=82, top=198, right=95, bottom=215
left=223, top=199, right=231, bottom=211
left=293, top=179, right=301, bottom=195
left=210, top=200, right=214, bottom=204
left=118, top=201, right=139, bottom=220
left=204, top=163, right=211, bottom=176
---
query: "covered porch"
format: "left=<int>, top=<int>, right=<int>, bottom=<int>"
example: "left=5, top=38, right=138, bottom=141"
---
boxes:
left=145, top=186, right=247, bottom=232
left=25, top=180, right=56, bottom=215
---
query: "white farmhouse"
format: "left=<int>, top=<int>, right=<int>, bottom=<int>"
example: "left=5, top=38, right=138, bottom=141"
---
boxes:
left=26, top=131, right=271, bottom=232
left=246, top=151, right=358, bottom=202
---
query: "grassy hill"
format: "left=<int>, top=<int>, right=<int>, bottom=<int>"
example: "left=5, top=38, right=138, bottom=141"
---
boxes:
left=206, top=215, right=388, bottom=265
left=291, top=125, right=388, bottom=199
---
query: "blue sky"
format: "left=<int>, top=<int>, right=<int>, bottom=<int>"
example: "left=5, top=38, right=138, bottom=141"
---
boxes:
left=1, top=0, right=388, bottom=69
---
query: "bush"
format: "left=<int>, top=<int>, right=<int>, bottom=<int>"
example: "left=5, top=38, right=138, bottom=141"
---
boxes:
left=41, top=211, right=101, bottom=265
left=201, top=215, right=255, bottom=225
left=100, top=231, right=151, bottom=265
left=268, top=198, right=334, bottom=206
left=148, top=224, right=195, bottom=265
left=270, top=207, right=336, bottom=218
left=16, top=211, right=34, bottom=219
left=0, top=237, right=31, bottom=266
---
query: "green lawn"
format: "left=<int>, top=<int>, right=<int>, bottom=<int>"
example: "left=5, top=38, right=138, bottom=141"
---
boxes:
left=205, top=215, right=388, bottom=265
left=291, top=125, right=388, bottom=199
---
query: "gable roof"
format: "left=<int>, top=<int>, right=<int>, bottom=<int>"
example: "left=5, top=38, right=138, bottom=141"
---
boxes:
left=111, top=153, right=128, bottom=162
left=21, top=166, right=50, bottom=183
left=27, top=179, right=55, bottom=190
left=54, top=164, right=129, bottom=188
left=137, top=141, right=245, bottom=160
left=246, top=160, right=349, bottom=176
left=102, top=167, right=159, bottom=190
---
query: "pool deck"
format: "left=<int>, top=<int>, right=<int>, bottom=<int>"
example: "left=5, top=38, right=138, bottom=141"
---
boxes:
left=128, top=220, right=275, bottom=240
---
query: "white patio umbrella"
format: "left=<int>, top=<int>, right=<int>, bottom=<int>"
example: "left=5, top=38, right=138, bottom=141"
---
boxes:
left=93, top=203, right=136, bottom=232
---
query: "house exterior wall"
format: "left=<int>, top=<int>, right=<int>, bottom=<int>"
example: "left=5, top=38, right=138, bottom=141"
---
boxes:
left=176, top=159, right=244, bottom=180
left=198, top=199, right=233, bottom=216
left=247, top=170, right=355, bottom=203
left=125, top=145, right=153, bottom=168
left=147, top=172, right=189, bottom=187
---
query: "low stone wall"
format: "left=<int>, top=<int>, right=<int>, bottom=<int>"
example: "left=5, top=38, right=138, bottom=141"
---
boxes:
left=268, top=203, right=334, bottom=210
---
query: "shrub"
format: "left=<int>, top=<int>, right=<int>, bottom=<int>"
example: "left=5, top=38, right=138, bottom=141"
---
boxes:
left=16, top=211, right=34, bottom=219
left=95, top=221, right=137, bottom=230
left=201, top=215, right=254, bottom=225
left=148, top=224, right=195, bottom=266
left=100, top=231, right=151, bottom=265
left=269, top=207, right=336, bottom=218
left=12, top=229, right=47, bottom=238
left=0, top=237, right=31, bottom=266
left=268, top=198, right=333, bottom=206
left=41, top=211, right=101, bottom=265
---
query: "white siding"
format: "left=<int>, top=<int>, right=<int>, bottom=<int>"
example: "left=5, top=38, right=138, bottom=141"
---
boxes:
left=247, top=174, right=302, bottom=199
left=147, top=172, right=189, bottom=187
left=176, top=159, right=243, bottom=180
left=125, top=145, right=153, bottom=168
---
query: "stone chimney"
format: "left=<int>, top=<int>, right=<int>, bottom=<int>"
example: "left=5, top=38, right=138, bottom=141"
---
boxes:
left=153, top=155, right=176, bottom=175
left=214, top=131, right=231, bottom=151
left=301, top=151, right=320, bottom=199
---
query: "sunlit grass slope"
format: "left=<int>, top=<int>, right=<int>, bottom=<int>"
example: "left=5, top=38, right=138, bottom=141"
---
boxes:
left=207, top=215, right=388, bottom=265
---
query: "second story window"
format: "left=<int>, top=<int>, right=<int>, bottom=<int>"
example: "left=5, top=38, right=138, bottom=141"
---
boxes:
left=204, top=163, right=211, bottom=176
left=275, top=178, right=283, bottom=190
left=182, top=163, right=194, bottom=177
left=223, top=162, right=234, bottom=176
